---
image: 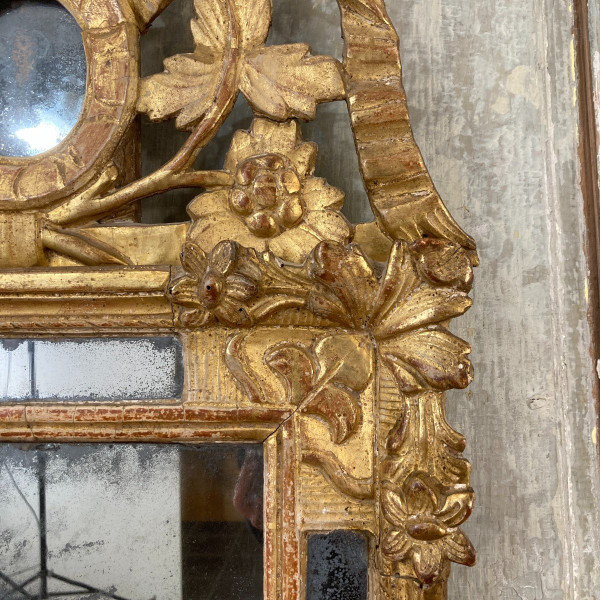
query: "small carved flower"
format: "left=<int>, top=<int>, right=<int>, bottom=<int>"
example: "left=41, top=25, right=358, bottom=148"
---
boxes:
left=187, top=118, right=353, bottom=264
left=381, top=473, right=475, bottom=585
left=169, top=241, right=261, bottom=326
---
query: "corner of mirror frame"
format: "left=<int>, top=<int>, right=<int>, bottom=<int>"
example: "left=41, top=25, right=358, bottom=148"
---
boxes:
left=0, top=0, right=478, bottom=597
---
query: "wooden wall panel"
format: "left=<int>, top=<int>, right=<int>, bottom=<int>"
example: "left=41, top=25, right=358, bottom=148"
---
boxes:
left=389, top=1, right=600, bottom=598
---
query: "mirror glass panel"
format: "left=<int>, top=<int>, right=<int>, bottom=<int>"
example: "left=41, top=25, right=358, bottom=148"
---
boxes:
left=0, top=443, right=264, bottom=599
left=0, top=0, right=86, bottom=157
left=0, top=338, right=184, bottom=402
left=307, top=531, right=368, bottom=600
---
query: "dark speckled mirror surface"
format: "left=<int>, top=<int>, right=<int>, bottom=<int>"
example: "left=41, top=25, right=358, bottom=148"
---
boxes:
left=307, top=531, right=368, bottom=600
left=0, top=0, right=86, bottom=157
left=0, top=443, right=264, bottom=599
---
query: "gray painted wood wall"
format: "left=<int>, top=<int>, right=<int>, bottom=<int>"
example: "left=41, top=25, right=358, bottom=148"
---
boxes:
left=141, top=0, right=600, bottom=597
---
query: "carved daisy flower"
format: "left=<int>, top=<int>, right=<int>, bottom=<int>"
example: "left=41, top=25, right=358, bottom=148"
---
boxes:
left=187, top=118, right=353, bottom=264
left=381, top=473, right=475, bottom=584
left=169, top=240, right=262, bottom=326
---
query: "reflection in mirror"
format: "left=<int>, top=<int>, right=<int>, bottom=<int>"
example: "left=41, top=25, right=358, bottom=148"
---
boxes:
left=0, top=0, right=86, bottom=157
left=0, top=338, right=184, bottom=402
left=0, top=443, right=264, bottom=599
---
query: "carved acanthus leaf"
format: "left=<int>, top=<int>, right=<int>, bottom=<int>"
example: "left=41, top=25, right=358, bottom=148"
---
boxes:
left=240, top=44, right=344, bottom=120
left=138, top=0, right=343, bottom=128
left=380, top=328, right=473, bottom=393
left=266, top=333, right=373, bottom=443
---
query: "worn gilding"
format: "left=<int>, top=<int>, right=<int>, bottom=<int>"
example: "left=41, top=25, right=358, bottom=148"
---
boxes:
left=0, top=0, right=477, bottom=597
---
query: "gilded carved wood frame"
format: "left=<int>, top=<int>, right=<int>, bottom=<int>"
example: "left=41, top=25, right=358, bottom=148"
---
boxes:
left=0, top=0, right=479, bottom=597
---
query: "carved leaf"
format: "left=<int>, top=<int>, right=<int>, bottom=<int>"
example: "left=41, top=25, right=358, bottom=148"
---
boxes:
left=190, top=0, right=230, bottom=51
left=265, top=333, right=373, bottom=443
left=369, top=242, right=471, bottom=339
left=224, top=332, right=266, bottom=404
left=304, top=384, right=359, bottom=444
left=385, top=398, right=410, bottom=453
left=380, top=328, right=472, bottom=392
left=138, top=49, right=225, bottom=130
left=240, top=44, right=344, bottom=120
left=265, top=344, right=315, bottom=404
left=308, top=242, right=378, bottom=327
left=373, top=286, right=472, bottom=340
left=138, top=0, right=273, bottom=129
left=233, top=0, right=272, bottom=49
left=313, top=334, right=373, bottom=393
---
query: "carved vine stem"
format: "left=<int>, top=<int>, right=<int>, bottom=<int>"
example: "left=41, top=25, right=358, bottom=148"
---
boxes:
left=46, top=0, right=241, bottom=227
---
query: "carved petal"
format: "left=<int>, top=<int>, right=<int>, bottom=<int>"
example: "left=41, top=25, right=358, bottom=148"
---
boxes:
left=302, top=177, right=345, bottom=211
left=224, top=120, right=317, bottom=177
left=411, top=542, right=444, bottom=585
left=373, top=286, right=472, bottom=340
left=188, top=211, right=268, bottom=256
left=180, top=242, right=208, bottom=276
left=268, top=215, right=351, bottom=266
left=381, top=488, right=408, bottom=527
left=382, top=529, right=412, bottom=561
left=410, top=238, right=474, bottom=291
left=402, top=474, right=438, bottom=514
left=301, top=211, right=353, bottom=248
left=304, top=384, right=359, bottom=443
left=265, top=344, right=315, bottom=404
left=436, top=487, right=475, bottom=528
left=240, top=44, right=344, bottom=121
left=179, top=307, right=212, bottom=327
left=380, top=328, right=473, bottom=392
left=309, top=242, right=378, bottom=327
left=441, top=530, right=476, bottom=567
left=187, top=190, right=228, bottom=219
left=209, top=240, right=238, bottom=275
left=169, top=275, right=202, bottom=308
left=267, top=225, right=329, bottom=265
left=214, top=295, right=252, bottom=326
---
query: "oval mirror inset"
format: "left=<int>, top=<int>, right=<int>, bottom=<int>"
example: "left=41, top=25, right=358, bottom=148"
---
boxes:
left=0, top=0, right=86, bottom=158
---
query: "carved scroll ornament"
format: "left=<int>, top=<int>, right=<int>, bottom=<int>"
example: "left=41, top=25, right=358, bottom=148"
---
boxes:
left=0, top=0, right=478, bottom=598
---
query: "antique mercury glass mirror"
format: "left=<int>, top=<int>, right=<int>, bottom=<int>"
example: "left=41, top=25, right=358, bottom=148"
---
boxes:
left=0, top=0, right=478, bottom=598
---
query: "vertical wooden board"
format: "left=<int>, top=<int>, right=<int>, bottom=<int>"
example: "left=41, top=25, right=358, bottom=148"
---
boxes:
left=382, top=1, right=600, bottom=598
